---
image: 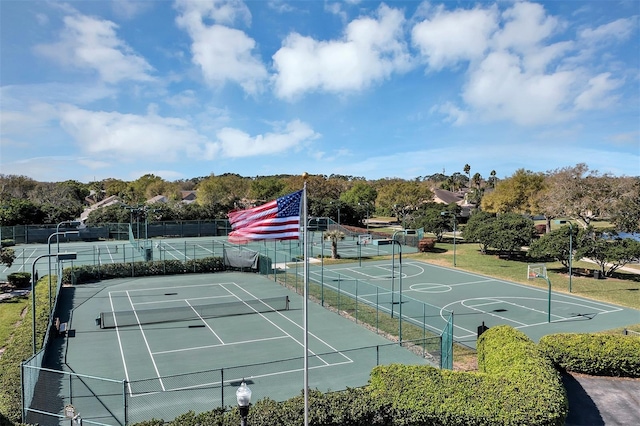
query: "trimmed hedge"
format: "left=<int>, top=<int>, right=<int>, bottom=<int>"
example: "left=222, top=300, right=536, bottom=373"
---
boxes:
left=0, top=277, right=53, bottom=425
left=61, top=257, right=225, bottom=283
left=132, top=389, right=388, bottom=426
left=6, top=272, right=31, bottom=289
left=368, top=325, right=567, bottom=426
left=539, top=333, right=640, bottom=378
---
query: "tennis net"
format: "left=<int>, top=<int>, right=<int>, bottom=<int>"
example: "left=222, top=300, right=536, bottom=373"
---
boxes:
left=99, top=296, right=290, bottom=329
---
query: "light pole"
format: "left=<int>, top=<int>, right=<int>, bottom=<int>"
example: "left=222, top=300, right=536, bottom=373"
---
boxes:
left=48, top=231, right=80, bottom=313
left=56, top=221, right=81, bottom=253
left=555, top=220, right=574, bottom=292
left=236, top=380, right=252, bottom=426
left=358, top=202, right=370, bottom=232
left=441, top=211, right=457, bottom=267
left=31, top=253, right=77, bottom=355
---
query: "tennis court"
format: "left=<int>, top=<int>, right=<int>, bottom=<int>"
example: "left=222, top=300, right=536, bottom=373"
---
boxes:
left=28, top=271, right=429, bottom=425
left=304, top=259, right=640, bottom=347
left=0, top=234, right=411, bottom=282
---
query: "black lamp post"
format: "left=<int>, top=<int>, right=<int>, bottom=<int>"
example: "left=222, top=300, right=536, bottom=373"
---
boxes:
left=236, top=380, right=252, bottom=426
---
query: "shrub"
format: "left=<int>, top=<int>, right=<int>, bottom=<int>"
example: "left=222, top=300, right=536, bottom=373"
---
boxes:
left=539, top=333, right=640, bottom=378
left=417, top=238, right=436, bottom=252
left=368, top=325, right=567, bottom=426
left=61, top=257, right=225, bottom=284
left=6, top=272, right=31, bottom=289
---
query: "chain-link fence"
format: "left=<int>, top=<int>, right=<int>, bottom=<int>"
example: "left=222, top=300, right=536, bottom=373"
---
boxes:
left=264, top=263, right=454, bottom=370
left=22, top=339, right=435, bottom=425
left=1, top=220, right=232, bottom=245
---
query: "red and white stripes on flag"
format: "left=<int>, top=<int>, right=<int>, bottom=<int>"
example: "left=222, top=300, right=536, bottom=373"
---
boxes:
left=227, top=190, right=303, bottom=244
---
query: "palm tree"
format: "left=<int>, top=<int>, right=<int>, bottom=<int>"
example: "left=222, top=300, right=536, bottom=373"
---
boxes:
left=324, top=229, right=345, bottom=259
left=463, top=164, right=471, bottom=189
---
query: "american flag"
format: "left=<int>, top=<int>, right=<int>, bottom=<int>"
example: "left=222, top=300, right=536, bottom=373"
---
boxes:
left=228, top=190, right=303, bottom=243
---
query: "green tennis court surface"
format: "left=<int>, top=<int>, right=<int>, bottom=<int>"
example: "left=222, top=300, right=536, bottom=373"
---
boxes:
left=307, top=259, right=640, bottom=347
left=0, top=235, right=412, bottom=281
left=39, top=272, right=429, bottom=425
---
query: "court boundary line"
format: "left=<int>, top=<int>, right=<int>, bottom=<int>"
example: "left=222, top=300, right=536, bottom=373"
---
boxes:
left=110, top=280, right=355, bottom=396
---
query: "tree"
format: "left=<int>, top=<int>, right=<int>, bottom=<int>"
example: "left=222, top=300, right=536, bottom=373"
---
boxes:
left=0, top=174, right=37, bottom=200
left=527, top=225, right=578, bottom=268
left=0, top=198, right=46, bottom=225
left=85, top=204, right=130, bottom=224
left=197, top=174, right=250, bottom=210
left=485, top=213, right=536, bottom=255
left=375, top=180, right=433, bottom=224
left=1, top=247, right=15, bottom=268
left=462, top=211, right=496, bottom=254
left=576, top=229, right=640, bottom=277
left=412, top=203, right=459, bottom=242
left=249, top=177, right=286, bottom=202
left=462, top=212, right=535, bottom=255
left=324, top=230, right=345, bottom=259
left=610, top=178, right=640, bottom=233
left=539, top=164, right=623, bottom=227
left=471, top=173, right=482, bottom=189
left=481, top=169, right=545, bottom=215
left=463, top=164, right=471, bottom=189
left=488, top=170, right=498, bottom=188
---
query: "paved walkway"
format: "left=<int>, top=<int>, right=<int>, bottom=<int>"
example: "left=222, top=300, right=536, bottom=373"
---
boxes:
left=563, top=372, right=640, bottom=426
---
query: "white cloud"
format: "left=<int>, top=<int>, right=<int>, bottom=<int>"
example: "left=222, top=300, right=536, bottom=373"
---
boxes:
left=58, top=106, right=207, bottom=161
left=574, top=72, right=623, bottom=110
left=34, top=14, right=155, bottom=84
left=578, top=18, right=636, bottom=44
left=55, top=105, right=318, bottom=163
left=175, top=0, right=266, bottom=94
left=431, top=102, right=468, bottom=126
left=174, top=0, right=252, bottom=27
left=207, top=119, right=320, bottom=158
left=427, top=2, right=630, bottom=127
left=112, top=0, right=153, bottom=20
left=272, top=4, right=412, bottom=100
left=492, top=1, right=562, bottom=54
left=463, top=51, right=576, bottom=125
left=411, top=5, right=498, bottom=70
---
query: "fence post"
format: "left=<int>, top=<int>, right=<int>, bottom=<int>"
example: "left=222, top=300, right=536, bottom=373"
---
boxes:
left=221, top=368, right=224, bottom=408
left=355, top=280, right=358, bottom=323
left=123, top=380, right=128, bottom=425
left=20, top=361, right=25, bottom=423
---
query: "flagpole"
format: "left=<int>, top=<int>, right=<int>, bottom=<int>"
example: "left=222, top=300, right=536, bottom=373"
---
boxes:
left=302, top=172, right=309, bottom=426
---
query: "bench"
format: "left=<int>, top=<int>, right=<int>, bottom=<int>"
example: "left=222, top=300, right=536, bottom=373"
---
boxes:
left=54, top=317, right=68, bottom=337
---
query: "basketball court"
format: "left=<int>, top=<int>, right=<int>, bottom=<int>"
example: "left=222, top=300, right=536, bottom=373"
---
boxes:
left=305, top=259, right=640, bottom=347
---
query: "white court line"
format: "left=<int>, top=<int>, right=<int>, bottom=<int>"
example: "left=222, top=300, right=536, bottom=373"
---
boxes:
left=423, top=261, right=625, bottom=312
left=110, top=281, right=235, bottom=293
left=130, top=359, right=354, bottom=397
left=134, top=294, right=235, bottom=306
left=461, top=299, right=529, bottom=327
left=160, top=241, right=193, bottom=261
left=153, top=335, right=289, bottom=355
left=109, top=292, right=133, bottom=395
left=125, top=291, right=166, bottom=391
left=184, top=299, right=225, bottom=344
left=228, top=283, right=353, bottom=366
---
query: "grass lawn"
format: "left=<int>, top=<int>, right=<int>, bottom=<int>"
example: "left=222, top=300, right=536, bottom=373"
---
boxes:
left=0, top=295, right=29, bottom=349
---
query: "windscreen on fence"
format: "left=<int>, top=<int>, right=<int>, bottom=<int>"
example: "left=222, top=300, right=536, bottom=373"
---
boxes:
left=223, top=248, right=259, bottom=269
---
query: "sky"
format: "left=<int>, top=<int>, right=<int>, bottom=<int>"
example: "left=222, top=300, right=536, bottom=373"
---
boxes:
left=1, top=0, right=639, bottom=184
